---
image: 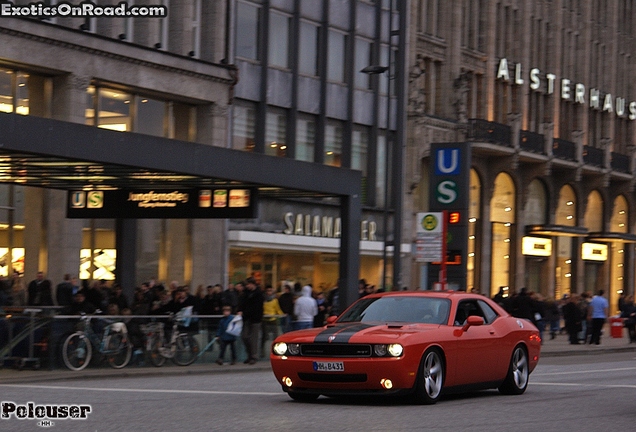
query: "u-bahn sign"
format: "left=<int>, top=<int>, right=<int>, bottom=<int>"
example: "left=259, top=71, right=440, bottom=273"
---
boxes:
left=67, top=188, right=257, bottom=219
left=428, top=143, right=471, bottom=289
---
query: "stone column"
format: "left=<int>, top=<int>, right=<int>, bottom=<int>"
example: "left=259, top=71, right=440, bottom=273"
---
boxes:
left=191, top=219, right=228, bottom=288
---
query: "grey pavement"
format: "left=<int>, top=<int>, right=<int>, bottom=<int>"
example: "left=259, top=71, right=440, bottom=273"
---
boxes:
left=1, top=323, right=635, bottom=385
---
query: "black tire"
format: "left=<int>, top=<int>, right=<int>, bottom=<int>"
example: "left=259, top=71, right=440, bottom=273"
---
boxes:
left=498, top=345, right=529, bottom=395
left=62, top=332, right=92, bottom=371
left=105, top=333, right=133, bottom=369
left=148, top=334, right=166, bottom=367
left=172, top=334, right=199, bottom=366
left=288, top=392, right=320, bottom=402
left=413, top=348, right=444, bottom=404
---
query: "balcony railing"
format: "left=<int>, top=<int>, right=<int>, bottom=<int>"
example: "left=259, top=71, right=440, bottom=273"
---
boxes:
left=552, top=138, right=577, bottom=162
left=611, top=152, right=631, bottom=173
left=583, top=146, right=604, bottom=167
left=519, top=130, right=545, bottom=154
left=467, top=119, right=512, bottom=147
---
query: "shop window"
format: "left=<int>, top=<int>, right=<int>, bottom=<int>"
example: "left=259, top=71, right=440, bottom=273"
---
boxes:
left=265, top=109, right=287, bottom=157
left=80, top=249, right=116, bottom=281
left=325, top=120, right=343, bottom=167
left=296, top=114, right=315, bottom=162
left=233, top=102, right=257, bottom=151
left=98, top=88, right=132, bottom=132
left=0, top=68, right=49, bottom=117
left=236, top=1, right=261, bottom=61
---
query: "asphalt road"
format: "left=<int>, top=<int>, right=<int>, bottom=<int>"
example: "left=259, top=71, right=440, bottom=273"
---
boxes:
left=1, top=352, right=636, bottom=432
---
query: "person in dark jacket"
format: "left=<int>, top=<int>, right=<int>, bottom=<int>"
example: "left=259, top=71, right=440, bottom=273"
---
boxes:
left=562, top=294, right=583, bottom=344
left=277, top=284, right=294, bottom=333
left=27, top=271, right=53, bottom=306
left=237, top=278, right=263, bottom=364
left=620, top=295, right=636, bottom=343
left=56, top=274, right=75, bottom=307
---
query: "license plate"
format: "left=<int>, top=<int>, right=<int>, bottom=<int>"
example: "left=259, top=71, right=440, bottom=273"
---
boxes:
left=313, top=361, right=344, bottom=372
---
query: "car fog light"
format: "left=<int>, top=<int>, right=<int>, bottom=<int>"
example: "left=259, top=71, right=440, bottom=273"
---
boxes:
left=380, top=379, right=393, bottom=389
left=288, top=343, right=300, bottom=355
left=273, top=342, right=288, bottom=356
left=387, top=344, right=403, bottom=357
left=374, top=344, right=387, bottom=356
left=282, top=376, right=293, bottom=387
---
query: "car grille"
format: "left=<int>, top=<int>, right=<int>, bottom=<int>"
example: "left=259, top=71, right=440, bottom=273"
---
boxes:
left=298, top=373, right=368, bottom=383
left=299, top=344, right=372, bottom=357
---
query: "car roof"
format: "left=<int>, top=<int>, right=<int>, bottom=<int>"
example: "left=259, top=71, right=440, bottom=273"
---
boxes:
left=367, top=290, right=484, bottom=300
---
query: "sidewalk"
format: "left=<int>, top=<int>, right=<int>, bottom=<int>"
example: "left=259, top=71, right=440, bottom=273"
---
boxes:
left=2, top=325, right=635, bottom=385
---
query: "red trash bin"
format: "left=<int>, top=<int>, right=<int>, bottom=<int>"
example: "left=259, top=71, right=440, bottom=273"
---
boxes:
left=610, top=317, right=624, bottom=338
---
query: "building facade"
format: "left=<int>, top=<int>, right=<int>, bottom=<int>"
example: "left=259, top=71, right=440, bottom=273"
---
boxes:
left=406, top=0, right=636, bottom=313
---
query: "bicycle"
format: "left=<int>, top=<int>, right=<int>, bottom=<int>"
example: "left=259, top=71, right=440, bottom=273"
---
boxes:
left=62, top=314, right=133, bottom=371
left=143, top=311, right=199, bottom=367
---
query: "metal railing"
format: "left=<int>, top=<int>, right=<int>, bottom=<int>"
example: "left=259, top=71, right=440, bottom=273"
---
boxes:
left=611, top=152, right=631, bottom=173
left=1, top=309, right=290, bottom=370
left=519, top=130, right=546, bottom=154
left=583, top=145, right=604, bottom=167
left=467, top=118, right=513, bottom=147
left=552, top=138, right=577, bottom=162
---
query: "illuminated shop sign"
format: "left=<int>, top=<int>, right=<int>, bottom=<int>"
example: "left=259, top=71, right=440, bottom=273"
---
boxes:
left=581, top=242, right=608, bottom=261
left=282, top=212, right=377, bottom=240
left=67, top=188, right=257, bottom=219
left=522, top=236, right=552, bottom=257
left=497, top=58, right=636, bottom=120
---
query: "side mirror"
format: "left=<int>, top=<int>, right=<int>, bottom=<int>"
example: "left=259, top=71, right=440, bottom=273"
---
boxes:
left=462, top=315, right=484, bottom=331
left=326, top=316, right=338, bottom=325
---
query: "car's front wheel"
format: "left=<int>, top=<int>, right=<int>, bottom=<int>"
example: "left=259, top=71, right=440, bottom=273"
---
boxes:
left=498, top=345, right=529, bottom=395
left=413, top=348, right=444, bottom=404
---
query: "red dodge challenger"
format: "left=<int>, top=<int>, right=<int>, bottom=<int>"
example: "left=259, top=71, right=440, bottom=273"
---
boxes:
left=270, top=290, right=541, bottom=404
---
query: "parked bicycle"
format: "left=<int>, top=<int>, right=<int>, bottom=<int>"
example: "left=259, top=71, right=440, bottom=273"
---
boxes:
left=142, top=310, right=199, bottom=367
left=62, top=314, right=132, bottom=371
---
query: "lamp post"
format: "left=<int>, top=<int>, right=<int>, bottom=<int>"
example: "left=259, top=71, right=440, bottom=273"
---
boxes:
left=361, top=64, right=391, bottom=291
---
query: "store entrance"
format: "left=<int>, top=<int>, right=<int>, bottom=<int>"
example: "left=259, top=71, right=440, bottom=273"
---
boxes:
left=525, top=257, right=549, bottom=297
left=583, top=261, right=606, bottom=295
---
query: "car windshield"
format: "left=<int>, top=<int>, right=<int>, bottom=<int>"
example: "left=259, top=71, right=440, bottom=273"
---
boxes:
left=337, top=296, right=451, bottom=325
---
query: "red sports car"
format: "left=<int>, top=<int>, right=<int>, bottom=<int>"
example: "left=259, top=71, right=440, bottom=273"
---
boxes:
left=270, top=290, right=541, bottom=404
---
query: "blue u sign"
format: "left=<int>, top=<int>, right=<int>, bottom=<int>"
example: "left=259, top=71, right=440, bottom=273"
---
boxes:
left=434, top=148, right=460, bottom=175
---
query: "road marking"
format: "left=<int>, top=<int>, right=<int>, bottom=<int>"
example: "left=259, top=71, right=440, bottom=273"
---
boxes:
left=533, top=382, right=636, bottom=389
left=534, top=367, right=636, bottom=376
left=0, top=384, right=280, bottom=396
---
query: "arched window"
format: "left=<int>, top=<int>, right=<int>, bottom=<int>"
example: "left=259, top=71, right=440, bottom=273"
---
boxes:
left=490, top=173, right=515, bottom=297
left=524, top=179, right=548, bottom=225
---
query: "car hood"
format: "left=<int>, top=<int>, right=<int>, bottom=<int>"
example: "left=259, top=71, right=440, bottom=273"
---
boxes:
left=277, top=322, right=441, bottom=344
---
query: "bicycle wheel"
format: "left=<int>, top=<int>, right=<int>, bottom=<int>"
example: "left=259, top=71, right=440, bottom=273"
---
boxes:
left=62, top=332, right=92, bottom=371
left=105, top=333, right=132, bottom=369
left=172, top=333, right=199, bottom=366
left=148, top=334, right=166, bottom=367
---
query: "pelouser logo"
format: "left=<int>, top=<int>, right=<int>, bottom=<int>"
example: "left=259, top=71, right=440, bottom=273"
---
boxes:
left=1, top=401, right=91, bottom=421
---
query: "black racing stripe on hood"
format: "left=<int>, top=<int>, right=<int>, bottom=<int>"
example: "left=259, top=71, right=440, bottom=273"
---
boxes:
left=313, top=323, right=375, bottom=343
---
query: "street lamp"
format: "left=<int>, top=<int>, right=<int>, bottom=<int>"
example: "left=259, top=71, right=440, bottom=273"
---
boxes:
left=361, top=63, right=391, bottom=291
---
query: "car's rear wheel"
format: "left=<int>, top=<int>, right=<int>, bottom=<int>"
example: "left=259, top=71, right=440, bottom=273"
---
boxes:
left=287, top=391, right=319, bottom=402
left=413, top=348, right=444, bottom=404
left=498, top=345, right=529, bottom=395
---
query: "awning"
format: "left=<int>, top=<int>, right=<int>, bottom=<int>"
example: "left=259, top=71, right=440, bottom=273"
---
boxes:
left=525, top=224, right=588, bottom=237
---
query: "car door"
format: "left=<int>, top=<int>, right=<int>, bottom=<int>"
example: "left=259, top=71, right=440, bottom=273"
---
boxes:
left=448, top=300, right=504, bottom=386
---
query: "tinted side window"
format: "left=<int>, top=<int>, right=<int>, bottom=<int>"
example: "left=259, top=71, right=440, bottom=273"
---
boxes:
left=477, top=300, right=498, bottom=324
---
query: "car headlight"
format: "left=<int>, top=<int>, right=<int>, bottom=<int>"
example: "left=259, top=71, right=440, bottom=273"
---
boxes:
left=287, top=343, right=300, bottom=356
left=273, top=342, right=288, bottom=356
left=387, top=344, right=403, bottom=357
left=374, top=344, right=387, bottom=356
